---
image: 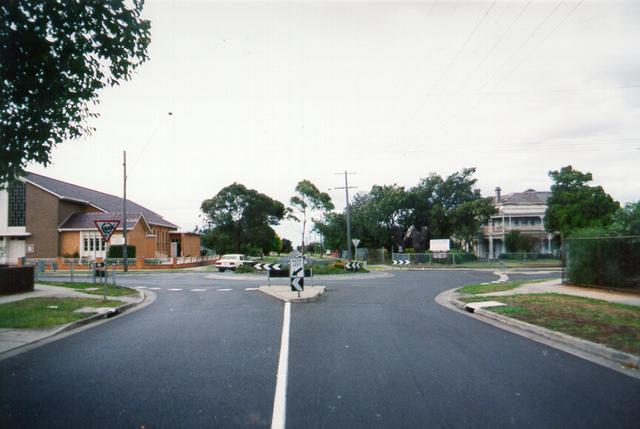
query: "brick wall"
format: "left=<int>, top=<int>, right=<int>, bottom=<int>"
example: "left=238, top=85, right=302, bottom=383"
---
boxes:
left=25, top=184, right=60, bottom=258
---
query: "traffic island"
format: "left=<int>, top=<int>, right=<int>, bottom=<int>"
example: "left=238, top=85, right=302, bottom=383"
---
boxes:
left=259, top=285, right=326, bottom=303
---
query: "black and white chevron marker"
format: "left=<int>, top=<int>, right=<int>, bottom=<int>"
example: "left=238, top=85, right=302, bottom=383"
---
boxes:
left=254, top=263, right=283, bottom=271
left=290, top=276, right=304, bottom=291
left=345, top=261, right=362, bottom=270
left=392, top=259, right=410, bottom=265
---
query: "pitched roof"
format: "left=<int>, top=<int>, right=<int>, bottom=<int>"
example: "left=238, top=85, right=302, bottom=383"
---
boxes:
left=499, top=189, right=551, bottom=206
left=59, top=212, right=149, bottom=232
left=24, top=172, right=178, bottom=229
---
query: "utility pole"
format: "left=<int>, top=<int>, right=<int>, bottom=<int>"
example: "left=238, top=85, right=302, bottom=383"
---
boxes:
left=334, top=171, right=357, bottom=260
left=123, top=150, right=128, bottom=272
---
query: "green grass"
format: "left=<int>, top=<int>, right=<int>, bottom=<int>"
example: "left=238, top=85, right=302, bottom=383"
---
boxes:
left=36, top=280, right=138, bottom=297
left=457, top=279, right=547, bottom=295
left=0, top=298, right=122, bottom=328
left=462, top=293, right=640, bottom=355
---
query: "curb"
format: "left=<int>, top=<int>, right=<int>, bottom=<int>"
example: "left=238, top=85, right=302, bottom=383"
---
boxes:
left=450, top=295, right=640, bottom=371
left=258, top=286, right=326, bottom=303
left=0, top=288, right=147, bottom=359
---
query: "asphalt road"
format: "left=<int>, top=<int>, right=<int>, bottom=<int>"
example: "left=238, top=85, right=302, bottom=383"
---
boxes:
left=2, top=269, right=639, bottom=428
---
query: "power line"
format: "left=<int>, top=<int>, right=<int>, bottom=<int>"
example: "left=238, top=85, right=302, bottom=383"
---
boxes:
left=408, top=0, right=498, bottom=119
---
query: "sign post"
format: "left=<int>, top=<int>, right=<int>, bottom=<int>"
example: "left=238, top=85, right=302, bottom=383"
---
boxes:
left=352, top=238, right=360, bottom=260
left=94, top=220, right=120, bottom=299
left=289, top=257, right=304, bottom=296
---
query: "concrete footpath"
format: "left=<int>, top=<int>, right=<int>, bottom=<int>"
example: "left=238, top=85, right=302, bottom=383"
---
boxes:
left=0, top=284, right=145, bottom=356
left=474, top=278, right=640, bottom=307
left=441, top=279, right=640, bottom=377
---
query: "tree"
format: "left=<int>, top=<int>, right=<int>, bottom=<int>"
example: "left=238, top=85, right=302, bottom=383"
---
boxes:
left=504, top=230, right=534, bottom=253
left=200, top=183, right=286, bottom=254
left=313, top=212, right=346, bottom=252
left=289, top=180, right=334, bottom=255
left=1, top=1, right=151, bottom=185
left=281, top=238, right=293, bottom=254
left=407, top=168, right=495, bottom=249
left=609, top=201, right=640, bottom=236
left=544, top=166, right=619, bottom=237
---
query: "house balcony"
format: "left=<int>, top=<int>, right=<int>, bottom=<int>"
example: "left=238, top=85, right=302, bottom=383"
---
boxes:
left=481, top=225, right=547, bottom=236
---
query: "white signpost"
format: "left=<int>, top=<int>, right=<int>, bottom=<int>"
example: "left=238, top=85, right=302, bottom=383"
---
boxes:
left=289, top=257, right=304, bottom=293
left=352, top=238, right=360, bottom=260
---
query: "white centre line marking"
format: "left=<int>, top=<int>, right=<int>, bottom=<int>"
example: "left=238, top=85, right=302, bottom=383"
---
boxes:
left=134, top=286, right=147, bottom=289
left=244, top=287, right=259, bottom=291
left=271, top=302, right=291, bottom=429
left=216, top=288, right=233, bottom=292
left=168, top=288, right=183, bottom=291
left=149, top=287, right=161, bottom=290
left=191, top=289, right=206, bottom=292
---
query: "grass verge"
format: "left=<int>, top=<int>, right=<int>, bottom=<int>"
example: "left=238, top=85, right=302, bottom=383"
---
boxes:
left=0, top=298, right=122, bottom=328
left=457, top=279, right=546, bottom=295
left=36, top=280, right=138, bottom=297
left=461, top=293, right=640, bottom=355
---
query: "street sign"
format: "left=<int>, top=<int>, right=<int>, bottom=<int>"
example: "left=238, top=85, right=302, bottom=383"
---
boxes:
left=289, top=257, right=304, bottom=291
left=346, top=261, right=361, bottom=270
left=352, top=238, right=360, bottom=248
left=254, top=263, right=283, bottom=271
left=432, top=252, right=448, bottom=259
left=392, top=259, right=410, bottom=265
left=94, top=220, right=120, bottom=242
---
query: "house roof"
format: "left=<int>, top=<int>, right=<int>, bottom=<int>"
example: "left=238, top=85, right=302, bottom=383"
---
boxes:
left=24, top=172, right=178, bottom=229
left=58, top=211, right=151, bottom=232
left=498, top=189, right=551, bottom=206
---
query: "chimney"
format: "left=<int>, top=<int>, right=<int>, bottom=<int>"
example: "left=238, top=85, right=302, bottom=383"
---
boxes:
left=495, top=187, right=502, bottom=202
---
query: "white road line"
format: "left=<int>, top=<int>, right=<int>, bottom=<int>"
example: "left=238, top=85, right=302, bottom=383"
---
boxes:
left=168, top=288, right=183, bottom=291
left=244, top=287, right=259, bottom=291
left=271, top=302, right=291, bottom=429
left=134, top=286, right=147, bottom=289
left=149, top=287, right=161, bottom=290
left=216, top=288, right=233, bottom=292
left=191, top=289, right=206, bottom=292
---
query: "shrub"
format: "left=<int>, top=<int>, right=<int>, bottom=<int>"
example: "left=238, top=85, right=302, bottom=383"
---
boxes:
left=107, top=245, right=136, bottom=259
left=235, top=264, right=256, bottom=273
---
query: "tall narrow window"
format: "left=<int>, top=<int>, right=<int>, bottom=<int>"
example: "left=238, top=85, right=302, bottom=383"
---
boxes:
left=8, top=181, right=26, bottom=226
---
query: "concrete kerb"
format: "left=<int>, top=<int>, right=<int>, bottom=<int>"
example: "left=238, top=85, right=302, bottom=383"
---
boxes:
left=258, top=285, right=326, bottom=303
left=442, top=290, right=640, bottom=378
left=0, top=288, right=151, bottom=360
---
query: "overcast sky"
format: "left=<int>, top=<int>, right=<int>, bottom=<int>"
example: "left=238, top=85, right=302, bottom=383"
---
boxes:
left=28, top=0, right=640, bottom=245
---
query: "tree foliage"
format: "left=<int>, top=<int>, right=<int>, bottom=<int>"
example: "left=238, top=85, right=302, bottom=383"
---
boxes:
left=1, top=0, right=151, bottom=184
left=609, top=201, right=640, bottom=236
left=544, top=166, right=619, bottom=237
left=200, top=183, right=286, bottom=254
left=315, top=168, right=495, bottom=252
left=289, top=180, right=334, bottom=255
left=504, top=230, right=534, bottom=253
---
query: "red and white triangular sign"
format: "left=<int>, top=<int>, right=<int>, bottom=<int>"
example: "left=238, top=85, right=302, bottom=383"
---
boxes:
left=94, top=220, right=120, bottom=242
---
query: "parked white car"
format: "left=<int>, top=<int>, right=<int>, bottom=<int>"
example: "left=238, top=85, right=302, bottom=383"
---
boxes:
left=215, top=254, right=253, bottom=272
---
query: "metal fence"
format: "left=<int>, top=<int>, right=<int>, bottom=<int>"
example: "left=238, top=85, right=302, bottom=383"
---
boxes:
left=391, top=252, right=478, bottom=265
left=563, top=235, right=640, bottom=289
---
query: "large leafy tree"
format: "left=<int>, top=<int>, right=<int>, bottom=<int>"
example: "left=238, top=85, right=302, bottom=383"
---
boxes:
left=408, top=168, right=495, bottom=249
left=1, top=0, right=151, bottom=184
left=289, top=180, right=334, bottom=255
left=609, top=201, right=640, bottom=236
left=201, top=183, right=286, bottom=254
left=544, top=166, right=619, bottom=237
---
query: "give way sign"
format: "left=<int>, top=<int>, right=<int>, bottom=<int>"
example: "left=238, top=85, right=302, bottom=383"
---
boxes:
left=94, top=220, right=120, bottom=242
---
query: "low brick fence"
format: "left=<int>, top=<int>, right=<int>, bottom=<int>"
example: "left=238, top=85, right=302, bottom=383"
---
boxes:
left=17, top=256, right=219, bottom=271
left=0, top=265, right=35, bottom=295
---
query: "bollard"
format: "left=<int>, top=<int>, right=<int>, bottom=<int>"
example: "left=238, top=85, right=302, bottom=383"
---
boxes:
left=70, top=262, right=74, bottom=283
left=112, top=264, right=116, bottom=286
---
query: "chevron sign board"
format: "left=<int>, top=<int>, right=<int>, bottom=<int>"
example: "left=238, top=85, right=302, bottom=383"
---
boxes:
left=290, top=257, right=304, bottom=291
left=392, top=259, right=410, bottom=265
left=345, top=261, right=361, bottom=270
left=254, top=263, right=283, bottom=271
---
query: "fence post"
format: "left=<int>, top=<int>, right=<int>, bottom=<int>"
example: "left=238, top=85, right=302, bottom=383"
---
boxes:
left=112, top=264, right=116, bottom=286
left=70, top=261, right=74, bottom=283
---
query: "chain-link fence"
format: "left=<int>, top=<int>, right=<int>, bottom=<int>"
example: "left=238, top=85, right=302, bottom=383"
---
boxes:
left=563, top=235, right=640, bottom=289
left=391, top=252, right=478, bottom=265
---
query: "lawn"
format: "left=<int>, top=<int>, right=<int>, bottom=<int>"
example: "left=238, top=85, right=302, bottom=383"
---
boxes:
left=0, top=298, right=122, bottom=328
left=462, top=293, right=640, bottom=356
left=457, top=279, right=547, bottom=295
left=36, top=280, right=138, bottom=297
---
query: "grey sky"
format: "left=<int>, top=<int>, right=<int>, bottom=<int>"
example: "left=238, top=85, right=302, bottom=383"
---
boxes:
left=28, top=0, right=640, bottom=245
